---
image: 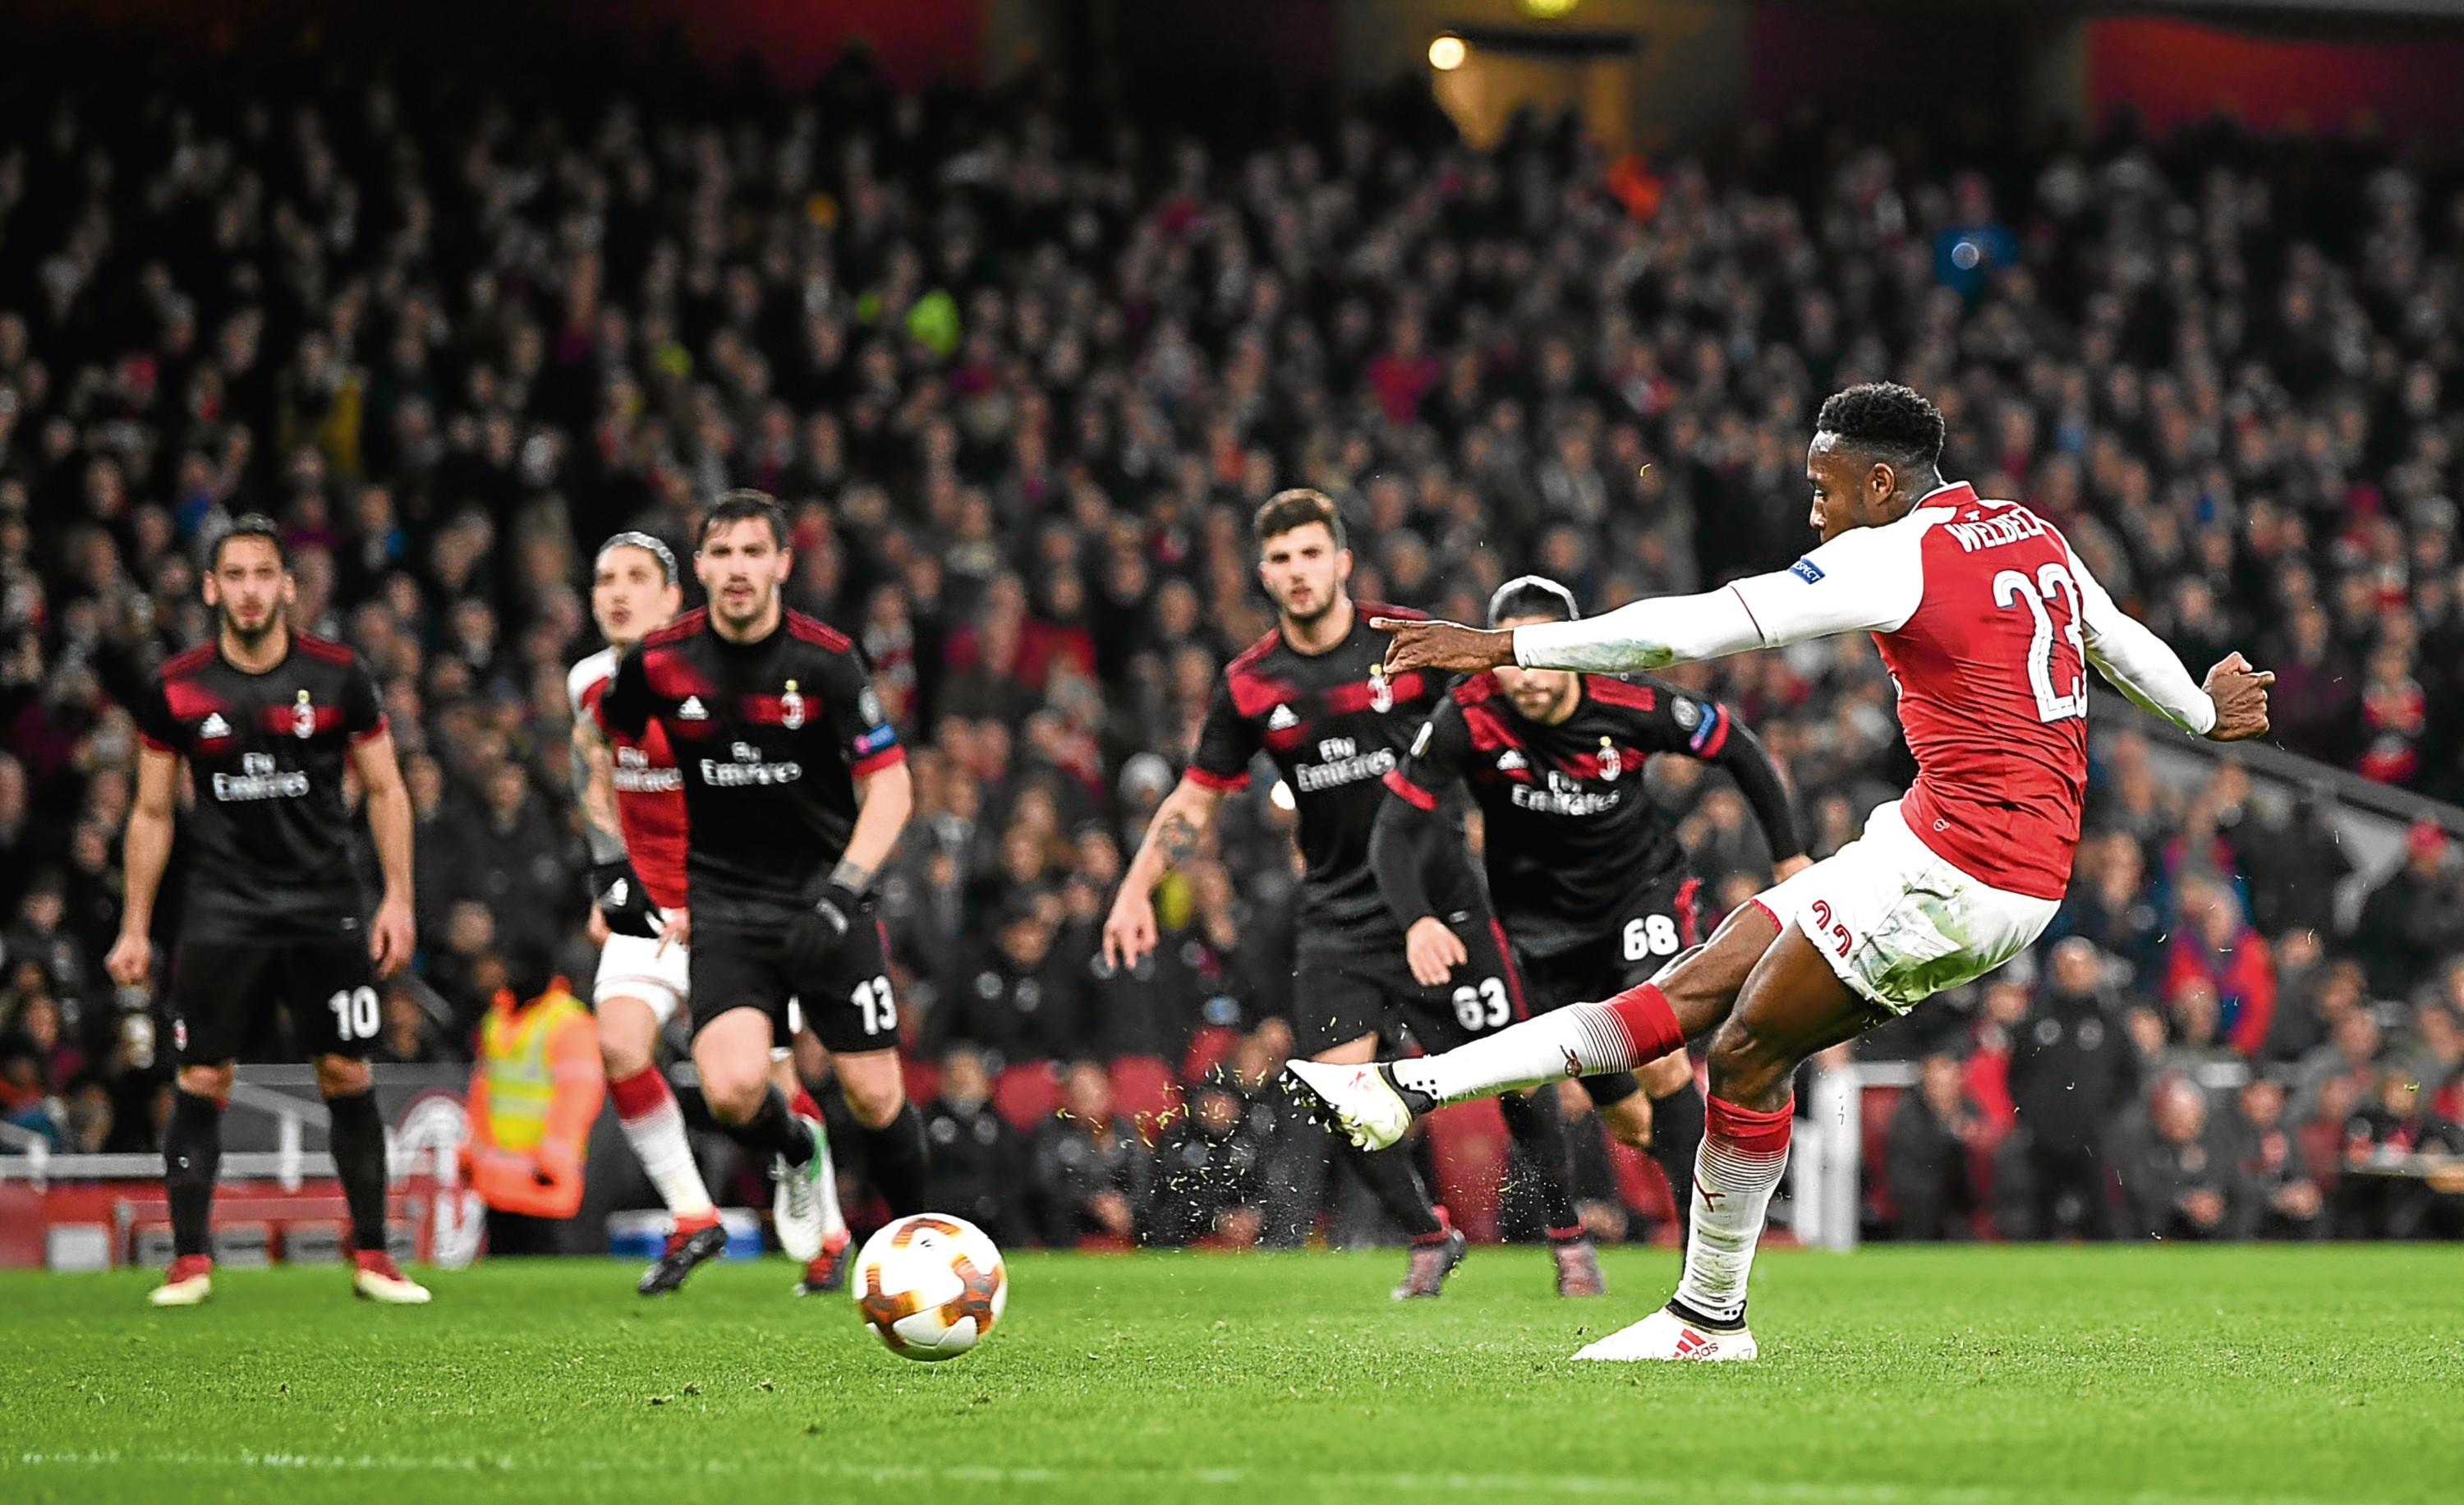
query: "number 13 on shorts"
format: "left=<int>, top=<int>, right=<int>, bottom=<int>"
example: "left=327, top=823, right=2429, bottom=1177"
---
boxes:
left=852, top=974, right=897, bottom=1036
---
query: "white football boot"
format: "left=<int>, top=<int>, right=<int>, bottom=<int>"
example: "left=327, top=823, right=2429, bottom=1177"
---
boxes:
left=771, top=1115, right=830, bottom=1262
left=1572, top=1306, right=1758, bottom=1362
left=1281, top=1060, right=1414, bottom=1151
left=351, top=1252, right=433, bottom=1304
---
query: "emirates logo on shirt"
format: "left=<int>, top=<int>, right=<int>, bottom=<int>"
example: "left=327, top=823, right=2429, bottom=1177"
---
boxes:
left=292, top=690, right=316, bottom=739
left=780, top=679, right=806, bottom=730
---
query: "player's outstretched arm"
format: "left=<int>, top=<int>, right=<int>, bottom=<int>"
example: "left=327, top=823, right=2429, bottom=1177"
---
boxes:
left=1102, top=776, right=1226, bottom=969
left=106, top=745, right=180, bottom=988
left=348, top=729, right=418, bottom=977
left=2066, top=550, right=2269, bottom=739
left=1381, top=532, right=1915, bottom=676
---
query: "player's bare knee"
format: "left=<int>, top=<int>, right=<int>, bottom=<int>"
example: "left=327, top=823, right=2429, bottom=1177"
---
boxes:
left=837, top=1056, right=905, bottom=1127
left=1639, top=1050, right=1694, bottom=1099
left=177, top=1063, right=234, bottom=1102
left=314, top=1055, right=370, bottom=1096
left=1705, top=1019, right=1791, bottom=1107
left=701, top=1071, right=766, bottom=1125
left=599, top=1030, right=650, bottom=1081
left=1602, top=1095, right=1654, bottom=1149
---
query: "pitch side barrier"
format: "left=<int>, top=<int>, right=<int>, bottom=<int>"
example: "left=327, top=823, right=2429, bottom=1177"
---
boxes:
left=1791, top=692, right=2464, bottom=1250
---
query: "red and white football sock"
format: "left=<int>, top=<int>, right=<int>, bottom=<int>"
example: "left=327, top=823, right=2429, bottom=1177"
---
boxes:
left=609, top=1065, right=717, bottom=1229
left=1391, top=981, right=1686, bottom=1107
left=1669, top=1096, right=1792, bottom=1328
left=787, top=1085, right=847, bottom=1238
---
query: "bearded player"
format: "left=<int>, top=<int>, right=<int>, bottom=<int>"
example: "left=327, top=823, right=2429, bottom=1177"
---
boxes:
left=1103, top=488, right=1510, bottom=1300
left=569, top=532, right=852, bottom=1296
left=1290, top=384, right=2272, bottom=1359
left=588, top=491, right=929, bottom=1277
left=1368, top=574, right=1809, bottom=1268
left=111, top=516, right=427, bottom=1306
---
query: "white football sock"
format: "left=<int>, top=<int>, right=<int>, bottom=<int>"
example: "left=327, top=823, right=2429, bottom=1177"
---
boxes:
left=1390, top=983, right=1685, bottom=1106
left=809, top=1120, right=846, bottom=1237
left=1670, top=1097, right=1793, bottom=1327
left=618, top=1091, right=716, bottom=1222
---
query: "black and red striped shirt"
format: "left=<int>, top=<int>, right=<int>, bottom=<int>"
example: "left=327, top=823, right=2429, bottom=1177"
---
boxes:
left=1386, top=672, right=1800, bottom=957
left=599, top=607, right=903, bottom=928
left=1189, top=603, right=1446, bottom=942
left=129, top=631, right=388, bottom=942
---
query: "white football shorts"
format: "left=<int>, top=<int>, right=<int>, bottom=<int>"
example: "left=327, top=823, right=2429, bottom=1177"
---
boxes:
left=593, top=932, right=691, bottom=1026
left=1754, top=799, right=2059, bottom=1015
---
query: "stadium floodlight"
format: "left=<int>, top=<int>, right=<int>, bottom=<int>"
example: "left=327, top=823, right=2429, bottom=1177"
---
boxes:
left=1428, top=35, right=1468, bottom=71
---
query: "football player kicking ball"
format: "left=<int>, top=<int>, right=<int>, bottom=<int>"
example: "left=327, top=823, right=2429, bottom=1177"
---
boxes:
left=1104, top=489, right=1486, bottom=1299
left=570, top=532, right=850, bottom=1296
left=1368, top=573, right=1809, bottom=1282
left=586, top=491, right=931, bottom=1276
left=111, top=517, right=428, bottom=1305
left=1290, top=383, right=2273, bottom=1360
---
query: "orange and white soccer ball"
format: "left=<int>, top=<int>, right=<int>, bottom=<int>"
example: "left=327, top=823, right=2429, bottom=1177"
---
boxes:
left=853, top=1213, right=1007, bottom=1360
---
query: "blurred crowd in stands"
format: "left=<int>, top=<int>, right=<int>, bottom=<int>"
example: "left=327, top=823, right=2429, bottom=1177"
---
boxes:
left=2, top=45, right=2462, bottom=1244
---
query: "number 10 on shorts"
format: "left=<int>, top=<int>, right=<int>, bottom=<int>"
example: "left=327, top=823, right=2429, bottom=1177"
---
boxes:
left=1623, top=914, right=1681, bottom=961
left=328, top=985, right=379, bottom=1041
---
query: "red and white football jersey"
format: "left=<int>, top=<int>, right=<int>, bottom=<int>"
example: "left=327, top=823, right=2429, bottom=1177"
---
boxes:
left=1518, top=481, right=2217, bottom=903
left=568, top=645, right=689, bottom=911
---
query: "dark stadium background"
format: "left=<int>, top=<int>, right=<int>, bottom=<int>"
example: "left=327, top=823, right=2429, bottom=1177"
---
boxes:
left=3, top=0, right=2462, bottom=1268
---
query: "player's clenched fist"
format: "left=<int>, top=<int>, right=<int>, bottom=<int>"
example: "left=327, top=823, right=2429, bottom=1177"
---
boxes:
left=104, top=932, right=152, bottom=989
left=1372, top=617, right=1517, bottom=676
left=2200, top=652, right=2274, bottom=742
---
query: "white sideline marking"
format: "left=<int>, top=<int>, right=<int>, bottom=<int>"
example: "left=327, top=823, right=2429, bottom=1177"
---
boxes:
left=7, top=1451, right=2355, bottom=1504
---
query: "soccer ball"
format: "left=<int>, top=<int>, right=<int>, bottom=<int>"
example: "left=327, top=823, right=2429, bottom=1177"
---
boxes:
left=852, top=1213, right=1007, bottom=1360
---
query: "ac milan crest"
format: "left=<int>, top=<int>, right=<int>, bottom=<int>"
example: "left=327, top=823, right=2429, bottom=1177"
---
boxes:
left=780, top=679, right=806, bottom=730
left=292, top=689, right=316, bottom=739
left=1597, top=736, right=1621, bottom=781
left=1368, top=669, right=1393, bottom=714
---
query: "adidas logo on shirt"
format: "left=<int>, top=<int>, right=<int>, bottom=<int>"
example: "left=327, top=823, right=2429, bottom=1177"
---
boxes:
left=1266, top=705, right=1300, bottom=730
left=198, top=712, right=231, bottom=739
left=677, top=696, right=709, bottom=720
left=1496, top=749, right=1528, bottom=771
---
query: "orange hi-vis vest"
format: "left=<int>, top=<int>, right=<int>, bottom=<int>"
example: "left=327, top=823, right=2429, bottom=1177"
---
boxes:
left=464, top=981, right=603, bottom=1219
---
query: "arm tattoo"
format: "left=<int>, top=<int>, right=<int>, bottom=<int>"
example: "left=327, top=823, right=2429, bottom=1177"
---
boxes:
left=829, top=856, right=878, bottom=895
left=1154, top=812, right=1200, bottom=868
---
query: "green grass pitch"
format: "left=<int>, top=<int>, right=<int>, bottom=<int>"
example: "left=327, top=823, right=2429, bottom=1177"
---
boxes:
left=5, top=1245, right=2459, bottom=1503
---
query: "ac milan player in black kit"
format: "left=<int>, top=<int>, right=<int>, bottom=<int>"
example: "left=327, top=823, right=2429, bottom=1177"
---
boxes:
left=1368, top=576, right=1808, bottom=1256
left=587, top=492, right=929, bottom=1245
left=109, top=517, right=428, bottom=1306
left=1103, top=489, right=1510, bottom=1298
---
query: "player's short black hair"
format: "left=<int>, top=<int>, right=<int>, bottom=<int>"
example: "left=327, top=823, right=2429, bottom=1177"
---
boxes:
left=1814, top=382, right=1946, bottom=472
left=210, top=514, right=289, bottom=570
left=700, top=489, right=788, bottom=550
left=1487, top=574, right=1579, bottom=627
left=1253, top=488, right=1346, bottom=550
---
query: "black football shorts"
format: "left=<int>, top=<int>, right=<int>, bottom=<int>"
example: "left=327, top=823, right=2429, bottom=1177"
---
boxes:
left=1289, top=910, right=1529, bottom=1059
left=169, top=937, right=380, bottom=1064
left=1512, top=877, right=1704, bottom=1109
left=688, top=906, right=900, bottom=1055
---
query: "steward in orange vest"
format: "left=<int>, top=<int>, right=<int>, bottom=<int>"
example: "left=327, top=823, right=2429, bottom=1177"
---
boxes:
left=461, top=978, right=603, bottom=1230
